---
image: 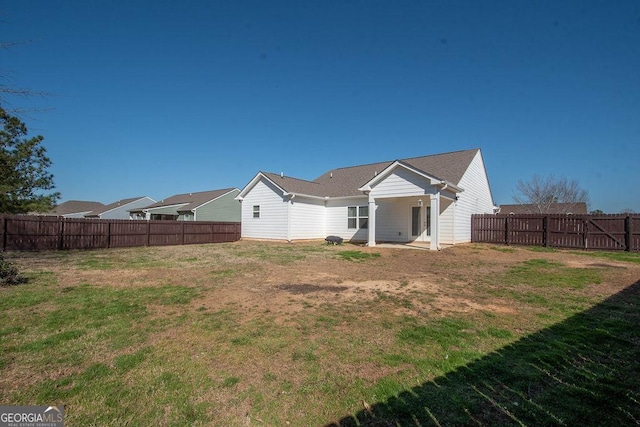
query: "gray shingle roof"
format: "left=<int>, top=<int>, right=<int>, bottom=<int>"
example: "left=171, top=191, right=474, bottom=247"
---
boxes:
left=85, top=197, right=149, bottom=217
left=261, top=148, right=480, bottom=198
left=50, top=200, right=105, bottom=216
left=141, top=188, right=237, bottom=212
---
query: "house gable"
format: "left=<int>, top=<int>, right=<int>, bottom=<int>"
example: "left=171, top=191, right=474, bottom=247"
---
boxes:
left=240, top=176, right=290, bottom=240
left=237, top=173, right=287, bottom=200
left=362, top=162, right=463, bottom=199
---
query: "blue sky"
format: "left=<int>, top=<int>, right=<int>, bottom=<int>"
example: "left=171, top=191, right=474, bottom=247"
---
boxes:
left=2, top=1, right=639, bottom=212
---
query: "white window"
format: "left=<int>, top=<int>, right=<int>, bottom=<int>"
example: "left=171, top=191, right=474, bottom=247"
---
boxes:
left=253, top=205, right=260, bottom=218
left=347, top=206, right=368, bottom=229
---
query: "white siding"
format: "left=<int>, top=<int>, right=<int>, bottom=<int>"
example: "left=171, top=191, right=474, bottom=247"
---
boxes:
left=375, top=200, right=410, bottom=242
left=325, top=197, right=369, bottom=241
left=370, top=167, right=440, bottom=243
left=439, top=199, right=455, bottom=244
left=240, top=178, right=289, bottom=240
left=290, top=198, right=326, bottom=239
left=371, top=168, right=436, bottom=198
left=454, top=151, right=495, bottom=242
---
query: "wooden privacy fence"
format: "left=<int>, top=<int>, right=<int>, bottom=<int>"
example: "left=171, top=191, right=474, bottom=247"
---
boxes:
left=0, top=215, right=241, bottom=251
left=472, top=214, right=640, bottom=251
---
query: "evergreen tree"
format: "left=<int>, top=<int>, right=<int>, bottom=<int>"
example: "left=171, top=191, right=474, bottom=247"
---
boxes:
left=0, top=106, right=60, bottom=213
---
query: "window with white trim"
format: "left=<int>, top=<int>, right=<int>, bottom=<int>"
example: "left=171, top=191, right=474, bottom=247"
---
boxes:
left=253, top=205, right=260, bottom=218
left=347, top=206, right=368, bottom=229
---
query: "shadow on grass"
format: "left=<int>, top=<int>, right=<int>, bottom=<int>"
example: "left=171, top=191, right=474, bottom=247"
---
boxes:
left=327, top=280, right=640, bottom=426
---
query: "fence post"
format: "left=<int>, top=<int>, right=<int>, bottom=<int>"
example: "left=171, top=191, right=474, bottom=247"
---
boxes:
left=182, top=221, right=186, bottom=245
left=583, top=218, right=588, bottom=250
left=626, top=215, right=632, bottom=252
left=58, top=217, right=65, bottom=250
left=542, top=216, right=548, bottom=247
left=505, top=216, right=510, bottom=245
left=107, top=222, right=111, bottom=249
left=146, top=221, right=151, bottom=246
left=1, top=216, right=7, bottom=252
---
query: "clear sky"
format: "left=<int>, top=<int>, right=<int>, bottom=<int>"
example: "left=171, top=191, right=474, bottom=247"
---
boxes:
left=2, top=1, right=639, bottom=212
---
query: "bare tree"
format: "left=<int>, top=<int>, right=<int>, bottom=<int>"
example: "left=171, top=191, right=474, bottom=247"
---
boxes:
left=1, top=29, right=51, bottom=114
left=513, top=174, right=589, bottom=214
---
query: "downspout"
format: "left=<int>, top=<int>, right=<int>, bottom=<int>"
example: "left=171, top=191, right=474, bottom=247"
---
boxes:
left=452, top=199, right=456, bottom=245
left=440, top=181, right=448, bottom=248
left=437, top=181, right=456, bottom=249
left=286, top=194, right=295, bottom=242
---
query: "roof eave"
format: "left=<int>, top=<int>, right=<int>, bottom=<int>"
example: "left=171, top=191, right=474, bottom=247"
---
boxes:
left=358, top=161, right=464, bottom=193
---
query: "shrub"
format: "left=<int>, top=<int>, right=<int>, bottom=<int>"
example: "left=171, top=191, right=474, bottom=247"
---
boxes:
left=0, top=253, right=27, bottom=286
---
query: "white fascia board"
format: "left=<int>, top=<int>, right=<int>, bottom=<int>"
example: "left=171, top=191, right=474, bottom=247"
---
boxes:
left=145, top=203, right=190, bottom=211
left=440, top=181, right=464, bottom=193
left=358, top=161, right=463, bottom=193
left=237, top=173, right=287, bottom=200
left=284, top=192, right=327, bottom=201
left=322, top=194, right=368, bottom=201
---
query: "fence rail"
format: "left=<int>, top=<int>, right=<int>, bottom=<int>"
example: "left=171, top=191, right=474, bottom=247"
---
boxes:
left=471, top=213, right=640, bottom=251
left=0, top=215, right=241, bottom=251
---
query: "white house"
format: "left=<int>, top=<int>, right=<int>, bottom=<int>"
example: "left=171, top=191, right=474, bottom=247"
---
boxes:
left=236, top=148, right=495, bottom=249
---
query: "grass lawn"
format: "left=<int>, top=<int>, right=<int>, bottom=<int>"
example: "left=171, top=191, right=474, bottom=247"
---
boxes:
left=1, top=241, right=639, bottom=426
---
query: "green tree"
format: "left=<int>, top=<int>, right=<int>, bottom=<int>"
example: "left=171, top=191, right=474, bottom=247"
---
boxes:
left=0, top=106, right=60, bottom=213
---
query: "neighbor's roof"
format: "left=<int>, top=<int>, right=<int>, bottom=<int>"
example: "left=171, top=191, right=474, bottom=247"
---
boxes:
left=499, top=203, right=588, bottom=214
left=50, top=200, right=105, bottom=216
left=259, top=148, right=480, bottom=198
left=85, top=197, right=151, bottom=217
left=139, top=188, right=238, bottom=212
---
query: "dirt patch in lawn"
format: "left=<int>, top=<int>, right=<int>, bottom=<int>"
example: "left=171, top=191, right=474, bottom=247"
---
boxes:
left=277, top=283, right=350, bottom=294
left=8, top=240, right=638, bottom=322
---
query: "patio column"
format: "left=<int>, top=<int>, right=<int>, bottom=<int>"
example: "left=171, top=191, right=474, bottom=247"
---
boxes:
left=430, top=193, right=439, bottom=250
left=367, top=194, right=376, bottom=246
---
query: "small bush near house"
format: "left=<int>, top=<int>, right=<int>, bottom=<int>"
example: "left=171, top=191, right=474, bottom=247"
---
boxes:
left=0, top=254, right=27, bottom=286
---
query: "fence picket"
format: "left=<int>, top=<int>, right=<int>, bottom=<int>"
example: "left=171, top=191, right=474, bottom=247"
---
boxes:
left=0, top=215, right=241, bottom=251
left=472, top=213, right=639, bottom=252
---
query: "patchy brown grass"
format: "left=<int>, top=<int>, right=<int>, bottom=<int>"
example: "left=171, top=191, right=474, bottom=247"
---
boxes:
left=2, top=241, right=639, bottom=425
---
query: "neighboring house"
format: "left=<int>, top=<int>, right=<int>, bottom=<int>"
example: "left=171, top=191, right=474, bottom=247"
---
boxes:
left=84, top=196, right=156, bottom=220
left=130, top=188, right=241, bottom=221
left=47, top=200, right=106, bottom=218
left=499, top=203, right=588, bottom=215
left=236, top=148, right=495, bottom=249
